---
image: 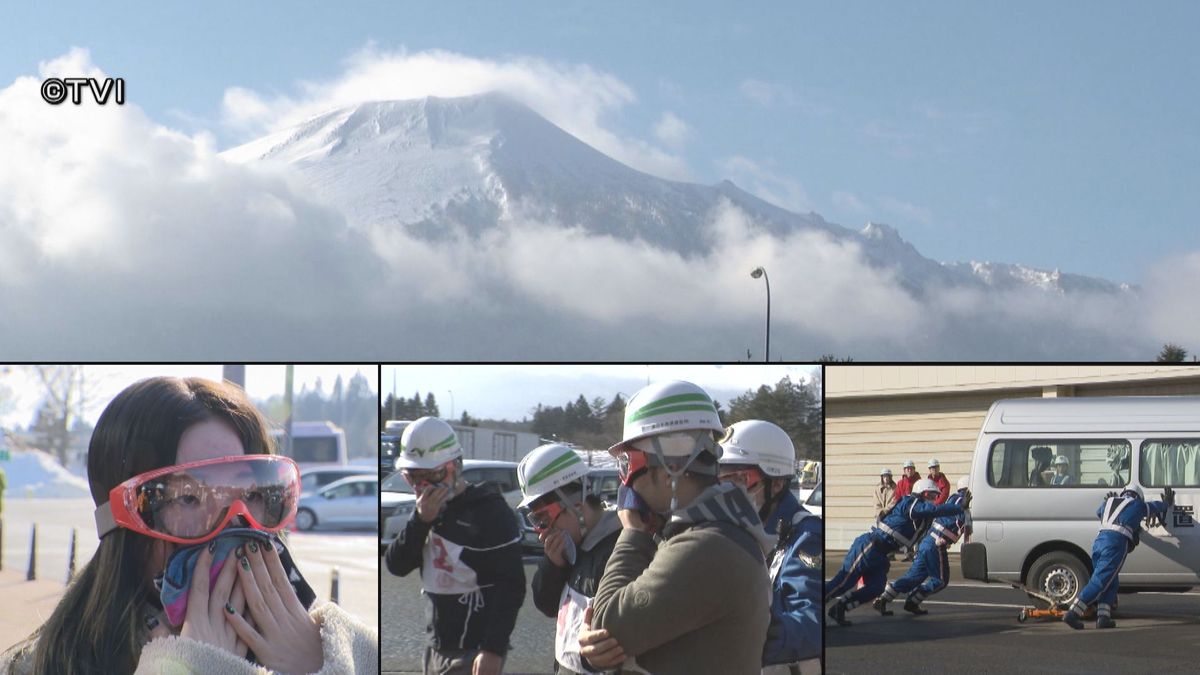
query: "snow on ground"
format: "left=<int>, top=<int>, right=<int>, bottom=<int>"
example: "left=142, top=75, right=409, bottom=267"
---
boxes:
left=0, top=450, right=91, bottom=499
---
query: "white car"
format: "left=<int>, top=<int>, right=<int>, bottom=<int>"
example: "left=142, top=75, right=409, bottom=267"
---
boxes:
left=803, top=481, right=823, bottom=518
left=379, top=460, right=540, bottom=554
left=299, top=466, right=375, bottom=498
left=295, top=475, right=378, bottom=531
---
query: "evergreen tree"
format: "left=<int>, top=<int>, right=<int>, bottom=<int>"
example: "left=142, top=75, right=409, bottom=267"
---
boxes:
left=726, top=376, right=822, bottom=461
left=1157, top=343, right=1189, bottom=363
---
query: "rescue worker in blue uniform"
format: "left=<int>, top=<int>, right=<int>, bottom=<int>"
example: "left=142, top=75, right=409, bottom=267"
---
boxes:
left=717, top=421, right=821, bottom=674
left=873, top=476, right=973, bottom=616
left=1063, top=486, right=1173, bottom=629
left=825, top=478, right=964, bottom=626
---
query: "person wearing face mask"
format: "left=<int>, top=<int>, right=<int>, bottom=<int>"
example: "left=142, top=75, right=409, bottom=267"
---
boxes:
left=582, top=381, right=772, bottom=675
left=384, top=416, right=525, bottom=675
left=518, top=445, right=622, bottom=675
left=0, top=376, right=378, bottom=675
left=717, top=420, right=822, bottom=675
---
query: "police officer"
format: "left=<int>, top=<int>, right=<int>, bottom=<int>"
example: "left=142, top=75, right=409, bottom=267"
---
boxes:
left=873, top=476, right=972, bottom=616
left=519, top=444, right=622, bottom=675
left=1063, top=486, right=1172, bottom=629
left=717, top=420, right=821, bottom=674
left=384, top=417, right=526, bottom=675
left=825, top=478, right=964, bottom=626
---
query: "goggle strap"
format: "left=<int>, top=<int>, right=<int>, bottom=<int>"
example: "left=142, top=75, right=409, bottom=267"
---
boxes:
left=95, top=502, right=118, bottom=539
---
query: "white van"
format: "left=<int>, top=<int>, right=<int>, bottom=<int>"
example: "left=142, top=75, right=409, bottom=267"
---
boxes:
left=961, top=396, right=1200, bottom=606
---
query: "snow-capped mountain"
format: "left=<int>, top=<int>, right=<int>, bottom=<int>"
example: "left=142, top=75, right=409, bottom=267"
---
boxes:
left=224, top=92, right=1131, bottom=299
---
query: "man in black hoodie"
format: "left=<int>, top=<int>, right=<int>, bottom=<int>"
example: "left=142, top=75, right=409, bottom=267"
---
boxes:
left=384, top=417, right=525, bottom=675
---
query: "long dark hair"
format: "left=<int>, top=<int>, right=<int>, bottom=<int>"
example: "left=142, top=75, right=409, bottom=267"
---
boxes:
left=17, top=377, right=273, bottom=675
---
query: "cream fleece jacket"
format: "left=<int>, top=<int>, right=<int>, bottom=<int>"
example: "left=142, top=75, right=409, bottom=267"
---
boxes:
left=2, top=602, right=377, bottom=675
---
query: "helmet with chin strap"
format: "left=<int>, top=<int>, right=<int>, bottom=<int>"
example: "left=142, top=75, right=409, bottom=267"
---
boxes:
left=609, top=380, right=724, bottom=510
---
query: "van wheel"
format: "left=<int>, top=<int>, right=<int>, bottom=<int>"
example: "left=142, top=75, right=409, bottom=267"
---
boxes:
left=1028, top=551, right=1088, bottom=608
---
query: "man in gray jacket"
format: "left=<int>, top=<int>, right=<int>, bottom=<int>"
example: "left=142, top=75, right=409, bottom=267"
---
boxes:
left=585, top=381, right=771, bottom=675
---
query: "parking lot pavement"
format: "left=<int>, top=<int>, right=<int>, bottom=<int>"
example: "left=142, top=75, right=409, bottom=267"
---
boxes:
left=826, top=582, right=1200, bottom=674
left=382, top=555, right=556, bottom=675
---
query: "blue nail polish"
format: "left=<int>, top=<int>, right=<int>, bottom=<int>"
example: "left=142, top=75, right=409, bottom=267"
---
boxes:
left=208, top=540, right=218, bottom=553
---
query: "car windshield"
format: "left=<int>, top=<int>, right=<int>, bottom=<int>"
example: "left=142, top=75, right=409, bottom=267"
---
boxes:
left=381, top=471, right=414, bottom=494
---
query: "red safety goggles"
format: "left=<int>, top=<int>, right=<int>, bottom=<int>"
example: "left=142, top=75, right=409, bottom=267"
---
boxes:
left=526, top=500, right=568, bottom=534
left=719, top=466, right=764, bottom=491
left=400, top=463, right=451, bottom=493
left=616, top=449, right=650, bottom=486
left=94, top=455, right=300, bottom=545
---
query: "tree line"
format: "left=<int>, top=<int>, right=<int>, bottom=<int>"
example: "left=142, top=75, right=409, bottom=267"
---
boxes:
left=379, top=376, right=822, bottom=461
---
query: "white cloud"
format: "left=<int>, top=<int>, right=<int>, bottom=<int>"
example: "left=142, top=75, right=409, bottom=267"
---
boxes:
left=653, top=111, right=691, bottom=148
left=717, top=156, right=812, bottom=213
left=1144, top=251, right=1200, bottom=353
left=1, top=49, right=1189, bottom=361
left=739, top=79, right=796, bottom=108
left=0, top=50, right=386, bottom=356
left=219, top=45, right=693, bottom=181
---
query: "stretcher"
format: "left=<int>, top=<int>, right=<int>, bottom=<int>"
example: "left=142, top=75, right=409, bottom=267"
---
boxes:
left=1005, top=581, right=1092, bottom=623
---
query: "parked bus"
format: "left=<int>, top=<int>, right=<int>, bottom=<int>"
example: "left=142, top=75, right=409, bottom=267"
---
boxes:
left=273, top=420, right=348, bottom=467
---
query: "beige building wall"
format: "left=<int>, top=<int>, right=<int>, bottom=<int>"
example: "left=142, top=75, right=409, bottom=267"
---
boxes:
left=824, top=365, right=1200, bottom=550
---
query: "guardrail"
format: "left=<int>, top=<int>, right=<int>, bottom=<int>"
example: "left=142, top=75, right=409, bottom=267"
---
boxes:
left=2, top=517, right=344, bottom=605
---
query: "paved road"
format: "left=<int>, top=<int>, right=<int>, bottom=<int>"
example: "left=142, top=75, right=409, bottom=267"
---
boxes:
left=0, top=498, right=378, bottom=635
left=382, top=555, right=556, bottom=675
left=826, top=580, right=1200, bottom=674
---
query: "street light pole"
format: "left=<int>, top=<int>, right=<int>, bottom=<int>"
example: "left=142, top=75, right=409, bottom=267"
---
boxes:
left=447, top=389, right=455, bottom=421
left=750, top=267, right=771, bottom=362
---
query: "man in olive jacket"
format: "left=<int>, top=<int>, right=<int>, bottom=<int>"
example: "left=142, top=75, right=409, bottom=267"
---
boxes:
left=586, top=380, right=772, bottom=675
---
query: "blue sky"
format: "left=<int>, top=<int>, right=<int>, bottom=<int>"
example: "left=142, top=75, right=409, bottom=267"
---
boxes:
left=2, top=2, right=1196, bottom=285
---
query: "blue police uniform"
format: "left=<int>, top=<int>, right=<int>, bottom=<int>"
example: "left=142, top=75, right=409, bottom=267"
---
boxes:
left=876, top=489, right=971, bottom=613
left=761, top=490, right=821, bottom=666
left=1065, top=492, right=1167, bottom=629
left=825, top=494, right=963, bottom=624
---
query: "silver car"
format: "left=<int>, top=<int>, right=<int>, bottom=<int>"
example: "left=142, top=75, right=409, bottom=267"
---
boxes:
left=295, top=475, right=379, bottom=531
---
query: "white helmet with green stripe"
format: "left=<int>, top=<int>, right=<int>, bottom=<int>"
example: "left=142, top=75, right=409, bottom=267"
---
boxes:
left=610, top=380, right=724, bottom=453
left=609, top=381, right=725, bottom=511
left=517, top=444, right=589, bottom=509
left=395, top=417, right=462, bottom=469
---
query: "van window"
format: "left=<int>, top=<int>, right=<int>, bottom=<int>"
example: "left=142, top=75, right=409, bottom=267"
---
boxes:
left=988, top=440, right=1130, bottom=488
left=1140, top=440, right=1200, bottom=487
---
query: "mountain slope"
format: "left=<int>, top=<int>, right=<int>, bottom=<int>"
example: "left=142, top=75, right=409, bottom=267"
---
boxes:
left=224, top=92, right=1132, bottom=298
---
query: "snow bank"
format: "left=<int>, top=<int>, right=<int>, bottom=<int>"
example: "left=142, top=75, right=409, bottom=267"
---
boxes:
left=0, top=449, right=92, bottom=499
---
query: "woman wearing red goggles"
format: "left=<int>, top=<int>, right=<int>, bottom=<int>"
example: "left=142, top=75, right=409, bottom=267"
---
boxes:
left=95, top=454, right=301, bottom=545
left=2, top=376, right=376, bottom=675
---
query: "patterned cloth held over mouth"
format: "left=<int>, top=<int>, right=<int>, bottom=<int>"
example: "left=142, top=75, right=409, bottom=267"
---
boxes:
left=158, top=527, right=317, bottom=628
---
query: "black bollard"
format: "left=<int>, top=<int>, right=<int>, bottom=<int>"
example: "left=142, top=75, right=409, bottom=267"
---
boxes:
left=67, top=528, right=77, bottom=582
left=330, top=566, right=340, bottom=605
left=27, top=524, right=37, bottom=581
